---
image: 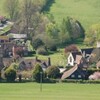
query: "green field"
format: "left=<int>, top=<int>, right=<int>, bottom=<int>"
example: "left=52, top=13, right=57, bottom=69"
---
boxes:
left=0, top=83, right=100, bottom=100
left=0, top=0, right=6, bottom=15
left=49, top=0, right=100, bottom=29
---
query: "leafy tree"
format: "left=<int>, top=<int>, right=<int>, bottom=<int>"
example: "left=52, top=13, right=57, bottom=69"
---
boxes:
left=36, top=46, right=48, bottom=55
left=46, top=23, right=59, bottom=39
left=65, top=44, right=79, bottom=53
left=32, top=38, right=44, bottom=50
left=5, top=68, right=16, bottom=82
left=66, top=17, right=85, bottom=40
left=59, top=18, right=71, bottom=44
left=85, top=24, right=100, bottom=46
left=33, top=64, right=44, bottom=82
left=46, top=66, right=60, bottom=79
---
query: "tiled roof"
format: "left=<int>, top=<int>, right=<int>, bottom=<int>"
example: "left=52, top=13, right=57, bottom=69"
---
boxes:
left=72, top=52, right=82, bottom=60
left=81, top=48, right=94, bottom=54
left=61, top=55, right=83, bottom=80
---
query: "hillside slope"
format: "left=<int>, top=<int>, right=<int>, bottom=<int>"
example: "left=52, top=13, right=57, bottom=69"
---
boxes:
left=49, top=0, right=100, bottom=29
left=0, top=0, right=6, bottom=15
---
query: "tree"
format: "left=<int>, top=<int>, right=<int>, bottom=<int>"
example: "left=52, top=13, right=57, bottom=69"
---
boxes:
left=5, top=68, right=16, bottom=82
left=66, top=17, right=85, bottom=40
left=59, top=18, right=71, bottom=44
left=65, top=44, right=79, bottom=53
left=85, top=24, right=100, bottom=46
left=32, top=38, right=44, bottom=50
left=33, top=64, right=44, bottom=82
left=36, top=46, right=48, bottom=55
left=46, top=66, right=60, bottom=79
left=4, top=0, right=19, bottom=20
left=46, top=23, right=59, bottom=39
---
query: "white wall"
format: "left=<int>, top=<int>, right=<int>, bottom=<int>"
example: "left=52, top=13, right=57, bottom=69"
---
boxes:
left=67, top=53, right=74, bottom=66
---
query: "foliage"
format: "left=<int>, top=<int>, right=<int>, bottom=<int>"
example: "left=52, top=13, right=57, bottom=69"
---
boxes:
left=66, top=17, right=85, bottom=40
left=85, top=24, right=100, bottom=46
left=4, top=0, right=19, bottom=20
left=49, top=44, right=57, bottom=51
left=46, top=23, right=59, bottom=39
left=5, top=67, right=16, bottom=82
left=59, top=18, right=71, bottom=44
left=32, top=38, right=44, bottom=50
left=65, top=44, right=79, bottom=53
left=36, top=46, right=48, bottom=55
left=9, top=63, right=19, bottom=70
left=32, top=63, right=44, bottom=82
left=20, top=71, right=32, bottom=79
left=46, top=65, right=60, bottom=79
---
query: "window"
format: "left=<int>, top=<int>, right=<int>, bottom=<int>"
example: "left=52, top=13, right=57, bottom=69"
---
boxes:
left=71, top=75, right=75, bottom=78
left=78, top=75, right=81, bottom=78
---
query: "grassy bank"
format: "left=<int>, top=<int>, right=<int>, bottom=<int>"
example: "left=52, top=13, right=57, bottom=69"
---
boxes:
left=49, top=0, right=100, bottom=29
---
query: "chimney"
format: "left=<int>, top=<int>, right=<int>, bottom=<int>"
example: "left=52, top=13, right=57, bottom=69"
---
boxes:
left=97, top=41, right=100, bottom=48
left=48, top=57, right=51, bottom=66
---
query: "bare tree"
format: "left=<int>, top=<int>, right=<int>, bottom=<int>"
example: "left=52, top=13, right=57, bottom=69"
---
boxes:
left=4, top=0, right=19, bottom=21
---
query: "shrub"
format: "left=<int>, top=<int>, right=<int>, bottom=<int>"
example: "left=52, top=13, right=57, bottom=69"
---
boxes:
left=32, top=38, right=44, bottom=50
left=36, top=46, right=48, bottom=55
left=5, top=68, right=16, bottom=82
left=33, top=64, right=44, bottom=82
left=49, top=44, right=57, bottom=51
left=65, top=44, right=79, bottom=53
left=46, top=65, right=60, bottom=79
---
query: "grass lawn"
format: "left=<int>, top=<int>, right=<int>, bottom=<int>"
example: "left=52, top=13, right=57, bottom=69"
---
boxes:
left=25, top=48, right=67, bottom=67
left=0, top=0, right=6, bottom=15
left=0, top=83, right=100, bottom=100
left=49, top=0, right=100, bottom=30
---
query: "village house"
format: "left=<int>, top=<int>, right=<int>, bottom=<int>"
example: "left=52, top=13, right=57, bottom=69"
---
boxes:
left=67, top=52, right=82, bottom=66
left=61, top=55, right=88, bottom=80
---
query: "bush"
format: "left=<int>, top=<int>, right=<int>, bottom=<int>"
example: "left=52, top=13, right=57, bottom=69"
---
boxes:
left=36, top=46, right=48, bottom=55
left=46, top=65, right=60, bottom=79
left=49, top=44, right=57, bottom=51
left=65, top=44, right=79, bottom=53
left=33, top=64, right=44, bottom=82
left=5, top=68, right=16, bottom=82
left=32, top=38, right=44, bottom=50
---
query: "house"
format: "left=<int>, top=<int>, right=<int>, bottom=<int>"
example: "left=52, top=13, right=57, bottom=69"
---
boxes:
left=8, top=33, right=27, bottom=40
left=61, top=55, right=88, bottom=80
left=0, top=44, right=4, bottom=71
left=18, top=57, right=51, bottom=71
left=0, top=36, right=9, bottom=43
left=67, top=52, right=82, bottom=66
left=89, top=48, right=100, bottom=63
left=89, top=72, right=100, bottom=80
left=81, top=48, right=94, bottom=58
left=96, top=61, right=100, bottom=69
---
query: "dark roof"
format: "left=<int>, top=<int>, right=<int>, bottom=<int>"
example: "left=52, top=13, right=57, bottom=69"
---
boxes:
left=81, top=48, right=94, bottom=55
left=19, top=58, right=48, bottom=71
left=72, top=52, right=82, bottom=60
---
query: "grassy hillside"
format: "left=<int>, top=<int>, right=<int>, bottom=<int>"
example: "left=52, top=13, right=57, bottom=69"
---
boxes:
left=49, top=0, right=100, bottom=29
left=0, top=83, right=100, bottom=100
left=1, top=0, right=100, bottom=29
left=0, top=0, right=6, bottom=15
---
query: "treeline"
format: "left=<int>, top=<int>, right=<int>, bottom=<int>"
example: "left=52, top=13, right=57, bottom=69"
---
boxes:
left=4, top=0, right=85, bottom=53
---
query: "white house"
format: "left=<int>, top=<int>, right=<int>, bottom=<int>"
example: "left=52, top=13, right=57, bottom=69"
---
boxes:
left=67, top=52, right=82, bottom=66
